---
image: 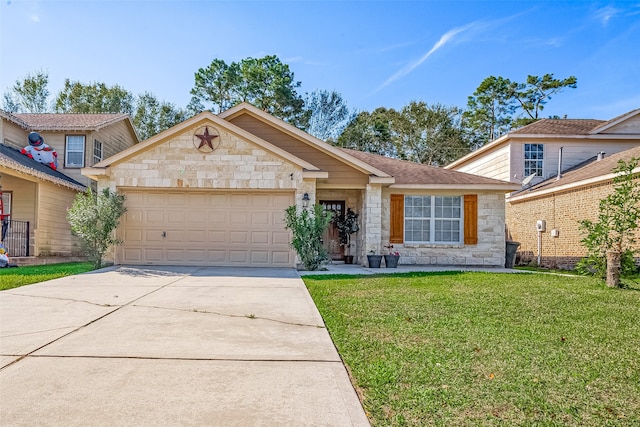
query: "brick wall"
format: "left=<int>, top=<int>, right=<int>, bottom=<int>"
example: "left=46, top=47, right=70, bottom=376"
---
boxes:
left=506, top=179, right=640, bottom=269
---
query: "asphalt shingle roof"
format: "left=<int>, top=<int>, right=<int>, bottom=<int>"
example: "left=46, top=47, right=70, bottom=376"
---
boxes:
left=8, top=112, right=130, bottom=131
left=341, top=148, right=515, bottom=186
left=511, top=119, right=606, bottom=135
left=0, top=144, right=85, bottom=190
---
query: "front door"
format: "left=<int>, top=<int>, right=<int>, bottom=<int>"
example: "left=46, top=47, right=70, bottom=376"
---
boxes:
left=320, top=200, right=345, bottom=260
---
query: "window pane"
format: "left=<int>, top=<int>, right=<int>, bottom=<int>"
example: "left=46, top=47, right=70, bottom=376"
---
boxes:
left=66, top=135, right=85, bottom=167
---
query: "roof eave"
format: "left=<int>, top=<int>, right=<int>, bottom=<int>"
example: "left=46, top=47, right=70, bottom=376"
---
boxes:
left=389, top=183, right=520, bottom=191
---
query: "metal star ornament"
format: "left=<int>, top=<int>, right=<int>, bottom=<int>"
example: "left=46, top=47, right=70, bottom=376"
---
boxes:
left=193, top=126, right=220, bottom=153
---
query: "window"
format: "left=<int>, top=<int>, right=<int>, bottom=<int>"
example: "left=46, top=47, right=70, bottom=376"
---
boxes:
left=404, top=195, right=462, bottom=243
left=1, top=191, right=11, bottom=218
left=93, top=139, right=103, bottom=164
left=65, top=135, right=86, bottom=167
left=524, top=143, right=544, bottom=177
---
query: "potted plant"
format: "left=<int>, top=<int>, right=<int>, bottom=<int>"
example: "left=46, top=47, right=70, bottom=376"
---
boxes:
left=367, top=247, right=383, bottom=268
left=335, top=208, right=359, bottom=264
left=384, top=244, right=400, bottom=268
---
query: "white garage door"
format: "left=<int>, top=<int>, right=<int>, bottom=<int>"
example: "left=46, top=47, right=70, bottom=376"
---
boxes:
left=118, top=190, right=294, bottom=267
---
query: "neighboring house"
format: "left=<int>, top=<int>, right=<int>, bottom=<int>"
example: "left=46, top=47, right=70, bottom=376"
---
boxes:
left=83, top=103, right=518, bottom=268
left=507, top=145, right=640, bottom=269
left=0, top=110, right=139, bottom=260
left=445, top=108, right=640, bottom=268
left=446, top=109, right=640, bottom=187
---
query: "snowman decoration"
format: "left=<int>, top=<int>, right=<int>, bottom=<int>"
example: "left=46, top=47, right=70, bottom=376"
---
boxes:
left=21, top=131, right=58, bottom=170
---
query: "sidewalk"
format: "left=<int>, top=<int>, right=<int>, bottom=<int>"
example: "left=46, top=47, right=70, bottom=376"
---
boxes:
left=299, top=261, right=521, bottom=276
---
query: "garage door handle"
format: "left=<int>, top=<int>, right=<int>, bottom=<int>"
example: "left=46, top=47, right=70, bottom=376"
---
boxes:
left=162, top=231, right=166, bottom=238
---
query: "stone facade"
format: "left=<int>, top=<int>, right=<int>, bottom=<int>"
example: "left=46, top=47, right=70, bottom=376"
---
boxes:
left=98, top=128, right=303, bottom=192
left=507, top=179, right=640, bottom=269
left=380, top=189, right=506, bottom=266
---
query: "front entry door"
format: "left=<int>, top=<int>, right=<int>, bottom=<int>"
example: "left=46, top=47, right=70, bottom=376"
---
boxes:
left=320, top=200, right=345, bottom=260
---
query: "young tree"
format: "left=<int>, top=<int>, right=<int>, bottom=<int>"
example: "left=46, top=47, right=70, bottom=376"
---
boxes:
left=284, top=204, right=332, bottom=271
left=2, top=70, right=50, bottom=113
left=67, top=188, right=127, bottom=269
left=304, top=89, right=354, bottom=141
left=577, top=158, right=640, bottom=287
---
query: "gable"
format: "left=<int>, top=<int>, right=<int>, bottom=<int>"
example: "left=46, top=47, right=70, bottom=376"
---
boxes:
left=598, top=114, right=640, bottom=134
left=227, top=114, right=370, bottom=187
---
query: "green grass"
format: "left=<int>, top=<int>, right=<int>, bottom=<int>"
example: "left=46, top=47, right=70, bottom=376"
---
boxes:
left=303, top=272, right=640, bottom=426
left=0, top=262, right=95, bottom=290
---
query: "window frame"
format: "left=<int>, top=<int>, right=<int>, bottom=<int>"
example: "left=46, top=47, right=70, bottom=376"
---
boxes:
left=93, top=139, right=103, bottom=164
left=65, top=134, right=86, bottom=168
left=403, top=195, right=463, bottom=244
left=524, top=143, right=544, bottom=177
left=1, top=191, right=12, bottom=218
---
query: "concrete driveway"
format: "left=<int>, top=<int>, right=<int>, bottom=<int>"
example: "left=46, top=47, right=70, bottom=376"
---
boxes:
left=0, top=266, right=369, bottom=426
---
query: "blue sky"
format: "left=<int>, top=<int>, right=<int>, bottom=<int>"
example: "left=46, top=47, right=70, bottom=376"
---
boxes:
left=1, top=0, right=639, bottom=120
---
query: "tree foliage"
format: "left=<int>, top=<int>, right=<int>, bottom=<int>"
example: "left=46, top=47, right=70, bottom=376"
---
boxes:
left=284, top=204, right=332, bottom=270
left=336, top=101, right=470, bottom=166
left=190, top=55, right=308, bottom=128
left=132, top=92, right=189, bottom=141
left=2, top=70, right=50, bottom=113
left=576, top=158, right=640, bottom=286
left=67, top=188, right=127, bottom=269
left=304, top=89, right=354, bottom=141
left=55, top=79, right=135, bottom=114
left=464, top=73, right=577, bottom=147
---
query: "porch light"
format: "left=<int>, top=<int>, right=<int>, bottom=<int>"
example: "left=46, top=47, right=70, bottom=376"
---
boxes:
left=302, top=192, right=310, bottom=208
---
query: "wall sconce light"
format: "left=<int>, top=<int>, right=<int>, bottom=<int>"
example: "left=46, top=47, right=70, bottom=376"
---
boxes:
left=302, top=192, right=310, bottom=209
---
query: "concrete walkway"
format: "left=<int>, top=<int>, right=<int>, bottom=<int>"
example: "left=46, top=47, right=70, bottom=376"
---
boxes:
left=299, top=262, right=521, bottom=276
left=0, top=266, right=369, bottom=426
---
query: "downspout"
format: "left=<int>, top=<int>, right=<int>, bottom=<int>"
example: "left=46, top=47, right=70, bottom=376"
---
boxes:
left=556, top=147, right=563, bottom=181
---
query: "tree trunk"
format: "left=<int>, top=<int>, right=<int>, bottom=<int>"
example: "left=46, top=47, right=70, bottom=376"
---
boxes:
left=606, top=250, right=621, bottom=288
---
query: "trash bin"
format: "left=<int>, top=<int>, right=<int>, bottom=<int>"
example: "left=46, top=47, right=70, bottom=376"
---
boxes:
left=505, top=241, right=520, bottom=268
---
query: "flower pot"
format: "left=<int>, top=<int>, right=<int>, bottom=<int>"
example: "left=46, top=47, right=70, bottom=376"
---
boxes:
left=367, top=254, right=382, bottom=268
left=344, top=255, right=354, bottom=264
left=384, top=254, right=400, bottom=268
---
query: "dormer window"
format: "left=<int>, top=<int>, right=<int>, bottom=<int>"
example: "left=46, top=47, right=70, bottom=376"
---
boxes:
left=524, top=144, right=544, bottom=177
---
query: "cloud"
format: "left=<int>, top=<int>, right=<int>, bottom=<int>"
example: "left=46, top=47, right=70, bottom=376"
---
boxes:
left=374, top=23, right=475, bottom=93
left=29, top=14, right=39, bottom=22
left=594, top=6, right=619, bottom=25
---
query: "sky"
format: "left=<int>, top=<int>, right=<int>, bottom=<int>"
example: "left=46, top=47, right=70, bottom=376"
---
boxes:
left=1, top=0, right=639, bottom=121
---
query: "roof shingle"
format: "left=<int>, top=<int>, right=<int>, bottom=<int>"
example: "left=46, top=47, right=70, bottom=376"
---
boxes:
left=511, top=119, right=606, bottom=135
left=11, top=113, right=130, bottom=131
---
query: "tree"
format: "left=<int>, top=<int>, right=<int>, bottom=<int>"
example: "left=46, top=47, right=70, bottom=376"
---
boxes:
left=132, top=92, right=189, bottom=141
left=336, top=102, right=470, bottom=166
left=284, top=204, right=332, bottom=270
left=464, top=73, right=578, bottom=147
left=2, top=70, right=50, bottom=113
left=463, top=76, right=517, bottom=148
left=55, top=79, right=134, bottom=114
left=67, top=188, right=127, bottom=269
left=190, top=55, right=308, bottom=128
left=304, top=90, right=354, bottom=141
left=576, top=158, right=640, bottom=287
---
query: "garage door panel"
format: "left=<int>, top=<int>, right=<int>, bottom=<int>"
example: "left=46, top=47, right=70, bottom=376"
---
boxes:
left=120, top=191, right=293, bottom=267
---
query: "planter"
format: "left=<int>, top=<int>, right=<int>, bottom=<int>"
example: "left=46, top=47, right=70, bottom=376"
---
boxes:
left=384, top=254, right=400, bottom=268
left=367, top=254, right=382, bottom=268
left=343, top=255, right=354, bottom=264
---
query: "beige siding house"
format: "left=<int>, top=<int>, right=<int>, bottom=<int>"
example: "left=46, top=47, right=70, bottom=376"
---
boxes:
left=0, top=110, right=139, bottom=261
left=446, top=108, right=640, bottom=268
left=85, top=103, right=518, bottom=268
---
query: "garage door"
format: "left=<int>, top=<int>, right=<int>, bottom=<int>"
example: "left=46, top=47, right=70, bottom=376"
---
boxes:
left=118, top=191, right=294, bottom=267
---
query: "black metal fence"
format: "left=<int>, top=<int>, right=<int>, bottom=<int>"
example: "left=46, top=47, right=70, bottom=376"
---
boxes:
left=1, top=219, right=30, bottom=257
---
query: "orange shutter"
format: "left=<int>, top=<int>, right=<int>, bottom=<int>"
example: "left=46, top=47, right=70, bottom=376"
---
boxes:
left=390, top=194, right=404, bottom=244
left=464, top=194, right=478, bottom=245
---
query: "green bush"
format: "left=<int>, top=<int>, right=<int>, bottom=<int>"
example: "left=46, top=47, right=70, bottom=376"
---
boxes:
left=284, top=204, right=332, bottom=270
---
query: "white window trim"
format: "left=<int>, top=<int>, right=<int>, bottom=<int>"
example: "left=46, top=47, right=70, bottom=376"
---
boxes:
left=523, top=143, right=544, bottom=177
left=404, top=195, right=463, bottom=244
left=65, top=135, right=86, bottom=168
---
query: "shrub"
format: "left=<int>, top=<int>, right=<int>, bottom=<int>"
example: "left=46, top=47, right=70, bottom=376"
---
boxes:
left=284, top=204, right=332, bottom=270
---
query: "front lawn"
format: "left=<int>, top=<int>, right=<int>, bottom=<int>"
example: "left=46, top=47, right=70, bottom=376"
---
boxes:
left=303, top=272, right=640, bottom=426
left=0, top=262, right=94, bottom=291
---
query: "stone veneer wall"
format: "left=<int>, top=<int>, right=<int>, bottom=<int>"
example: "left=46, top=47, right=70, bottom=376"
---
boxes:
left=381, top=189, right=507, bottom=266
left=506, top=179, right=640, bottom=269
left=98, top=127, right=303, bottom=192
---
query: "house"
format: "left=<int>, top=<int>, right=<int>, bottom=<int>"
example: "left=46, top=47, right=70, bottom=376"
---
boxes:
left=0, top=110, right=139, bottom=260
left=83, top=103, right=518, bottom=268
left=445, top=108, right=640, bottom=268
left=507, top=145, right=640, bottom=269
left=446, top=109, right=640, bottom=186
